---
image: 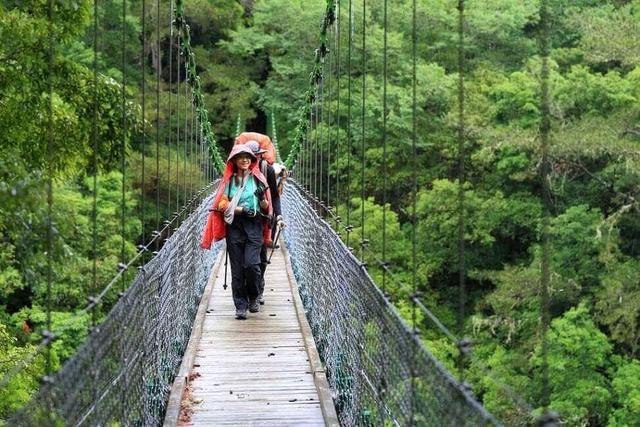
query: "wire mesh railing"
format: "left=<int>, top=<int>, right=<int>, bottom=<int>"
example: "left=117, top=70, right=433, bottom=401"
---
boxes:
left=7, top=191, right=221, bottom=426
left=282, top=181, right=500, bottom=427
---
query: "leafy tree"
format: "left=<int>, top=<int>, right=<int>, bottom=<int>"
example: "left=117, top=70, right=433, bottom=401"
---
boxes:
left=531, top=304, right=612, bottom=426
left=0, top=323, right=45, bottom=419
left=608, top=359, right=640, bottom=426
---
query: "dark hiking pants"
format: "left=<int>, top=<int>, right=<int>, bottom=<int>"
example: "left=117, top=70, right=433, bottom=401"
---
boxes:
left=227, top=216, right=263, bottom=310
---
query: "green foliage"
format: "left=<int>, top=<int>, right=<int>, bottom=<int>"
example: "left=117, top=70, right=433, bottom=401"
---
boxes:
left=415, top=180, right=510, bottom=280
left=0, top=323, right=45, bottom=419
left=531, top=304, right=613, bottom=426
left=576, top=1, right=640, bottom=68
left=555, top=65, right=637, bottom=119
left=608, top=360, right=640, bottom=426
left=595, top=260, right=640, bottom=356
left=0, top=1, right=141, bottom=177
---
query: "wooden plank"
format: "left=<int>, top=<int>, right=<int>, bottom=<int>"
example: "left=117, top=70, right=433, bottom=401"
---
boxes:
left=163, top=249, right=225, bottom=427
left=172, top=243, right=336, bottom=426
left=281, top=243, right=340, bottom=427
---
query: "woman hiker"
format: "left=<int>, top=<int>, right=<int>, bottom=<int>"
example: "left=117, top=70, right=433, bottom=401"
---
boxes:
left=200, top=144, right=273, bottom=320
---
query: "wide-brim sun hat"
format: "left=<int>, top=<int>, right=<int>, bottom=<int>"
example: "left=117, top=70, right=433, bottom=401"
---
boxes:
left=246, top=140, right=267, bottom=155
left=227, top=143, right=257, bottom=162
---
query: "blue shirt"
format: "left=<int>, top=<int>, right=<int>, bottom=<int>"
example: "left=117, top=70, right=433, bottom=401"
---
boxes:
left=227, top=175, right=259, bottom=211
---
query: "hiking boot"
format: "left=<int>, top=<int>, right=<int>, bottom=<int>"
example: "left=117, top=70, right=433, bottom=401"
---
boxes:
left=235, top=308, right=247, bottom=320
left=249, top=299, right=260, bottom=313
left=258, top=293, right=265, bottom=305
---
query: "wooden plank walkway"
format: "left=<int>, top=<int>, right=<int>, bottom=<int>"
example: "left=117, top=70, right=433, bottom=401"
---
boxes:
left=170, top=243, right=337, bottom=427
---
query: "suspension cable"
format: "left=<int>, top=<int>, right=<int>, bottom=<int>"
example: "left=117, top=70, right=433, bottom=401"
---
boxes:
left=381, top=0, right=388, bottom=296
left=307, top=107, right=312, bottom=191
left=183, top=66, right=188, bottom=209
left=119, top=0, right=128, bottom=415
left=190, top=64, right=195, bottom=199
left=45, top=0, right=55, bottom=382
left=334, top=0, right=341, bottom=230
left=121, top=0, right=127, bottom=295
left=235, top=113, right=242, bottom=136
left=346, top=0, right=352, bottom=248
left=318, top=87, right=322, bottom=201
left=326, top=30, right=332, bottom=211
left=167, top=0, right=174, bottom=220
left=91, top=0, right=99, bottom=325
left=319, top=61, right=325, bottom=208
left=360, top=0, right=366, bottom=262
left=309, top=102, right=313, bottom=191
left=410, top=0, right=418, bottom=423
left=141, top=0, right=147, bottom=251
left=539, top=0, right=553, bottom=420
left=314, top=86, right=319, bottom=200
left=270, top=111, right=280, bottom=161
left=155, top=0, right=160, bottom=239
left=456, top=0, right=467, bottom=382
left=188, top=62, right=192, bottom=201
left=175, top=27, right=181, bottom=214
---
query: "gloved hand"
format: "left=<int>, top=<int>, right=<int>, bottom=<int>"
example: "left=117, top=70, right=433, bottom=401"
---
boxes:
left=276, top=215, right=286, bottom=229
left=242, top=206, right=257, bottom=217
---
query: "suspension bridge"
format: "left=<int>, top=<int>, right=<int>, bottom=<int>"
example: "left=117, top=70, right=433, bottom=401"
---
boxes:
left=0, top=0, right=576, bottom=425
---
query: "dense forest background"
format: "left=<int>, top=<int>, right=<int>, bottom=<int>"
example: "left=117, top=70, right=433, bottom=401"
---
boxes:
left=1, top=0, right=639, bottom=425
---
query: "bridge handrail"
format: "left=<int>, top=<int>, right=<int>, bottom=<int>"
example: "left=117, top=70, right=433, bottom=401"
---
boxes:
left=282, top=181, right=500, bottom=426
left=7, top=192, right=221, bottom=425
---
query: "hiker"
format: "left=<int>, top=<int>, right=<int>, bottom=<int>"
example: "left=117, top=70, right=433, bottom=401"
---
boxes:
left=200, top=144, right=273, bottom=320
left=245, top=140, right=285, bottom=305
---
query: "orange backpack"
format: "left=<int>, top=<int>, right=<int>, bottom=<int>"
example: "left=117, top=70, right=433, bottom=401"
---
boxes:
left=234, top=132, right=276, bottom=165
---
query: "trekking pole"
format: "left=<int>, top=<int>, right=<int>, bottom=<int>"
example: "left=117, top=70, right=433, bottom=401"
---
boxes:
left=223, top=244, right=229, bottom=290
left=268, top=225, right=283, bottom=264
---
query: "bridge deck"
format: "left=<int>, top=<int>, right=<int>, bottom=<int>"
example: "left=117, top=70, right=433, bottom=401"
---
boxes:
left=174, top=244, right=335, bottom=426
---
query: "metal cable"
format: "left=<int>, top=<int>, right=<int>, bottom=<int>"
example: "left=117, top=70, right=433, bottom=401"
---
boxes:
left=45, top=0, right=55, bottom=383
left=155, top=0, right=161, bottom=239
left=456, top=0, right=467, bottom=382
left=410, top=0, right=418, bottom=423
left=175, top=29, right=181, bottom=214
left=121, top=0, right=127, bottom=296
left=538, top=0, right=554, bottom=420
left=382, top=0, right=388, bottom=296
left=320, top=61, right=325, bottom=208
left=141, top=0, right=147, bottom=250
left=334, top=0, right=341, bottom=230
left=346, top=0, right=352, bottom=248
left=167, top=0, right=174, bottom=220
left=326, top=47, right=332, bottom=210
left=91, top=0, right=99, bottom=327
left=314, top=88, right=319, bottom=202
left=119, top=0, right=129, bottom=417
left=360, top=0, right=366, bottom=262
left=183, top=66, right=188, bottom=209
